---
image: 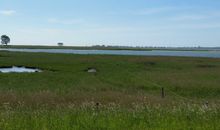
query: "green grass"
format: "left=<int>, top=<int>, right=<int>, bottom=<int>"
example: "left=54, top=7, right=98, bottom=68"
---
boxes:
left=0, top=51, right=219, bottom=129
left=0, top=106, right=219, bottom=130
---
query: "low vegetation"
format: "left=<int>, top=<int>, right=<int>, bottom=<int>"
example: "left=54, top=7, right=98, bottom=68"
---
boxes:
left=0, top=51, right=219, bottom=129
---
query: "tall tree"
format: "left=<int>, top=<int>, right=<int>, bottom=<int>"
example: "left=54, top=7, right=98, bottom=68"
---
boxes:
left=1, top=35, right=10, bottom=45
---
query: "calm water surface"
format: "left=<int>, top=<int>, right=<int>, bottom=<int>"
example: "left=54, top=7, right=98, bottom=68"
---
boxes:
left=1, top=48, right=220, bottom=58
left=0, top=66, right=42, bottom=73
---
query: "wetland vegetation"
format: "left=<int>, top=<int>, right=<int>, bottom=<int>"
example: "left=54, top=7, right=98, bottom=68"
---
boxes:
left=0, top=51, right=219, bottom=129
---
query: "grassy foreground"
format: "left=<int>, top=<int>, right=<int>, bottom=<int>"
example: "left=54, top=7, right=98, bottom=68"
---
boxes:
left=0, top=51, right=219, bottom=129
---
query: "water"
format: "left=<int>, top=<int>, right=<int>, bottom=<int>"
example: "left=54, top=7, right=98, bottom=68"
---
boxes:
left=1, top=48, right=220, bottom=58
left=0, top=66, right=42, bottom=73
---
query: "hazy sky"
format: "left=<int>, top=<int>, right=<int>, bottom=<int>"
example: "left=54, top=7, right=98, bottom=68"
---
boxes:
left=0, top=0, right=220, bottom=47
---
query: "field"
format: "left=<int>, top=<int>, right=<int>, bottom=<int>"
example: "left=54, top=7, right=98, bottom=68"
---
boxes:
left=0, top=51, right=219, bottom=129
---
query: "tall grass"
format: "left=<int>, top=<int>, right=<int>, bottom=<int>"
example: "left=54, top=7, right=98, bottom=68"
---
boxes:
left=0, top=104, right=219, bottom=130
left=0, top=51, right=219, bottom=129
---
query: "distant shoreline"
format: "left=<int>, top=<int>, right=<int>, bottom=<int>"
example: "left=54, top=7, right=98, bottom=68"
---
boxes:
left=1, top=47, right=220, bottom=59
left=1, top=45, right=220, bottom=52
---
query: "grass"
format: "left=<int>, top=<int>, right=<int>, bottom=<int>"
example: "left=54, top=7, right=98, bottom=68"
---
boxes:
left=0, top=106, right=219, bottom=130
left=0, top=51, right=219, bottom=129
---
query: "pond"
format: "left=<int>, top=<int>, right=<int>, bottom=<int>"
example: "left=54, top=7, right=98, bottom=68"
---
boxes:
left=1, top=48, right=220, bottom=58
left=0, top=66, right=42, bottom=73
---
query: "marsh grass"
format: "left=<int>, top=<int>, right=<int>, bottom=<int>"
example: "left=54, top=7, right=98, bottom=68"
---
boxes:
left=0, top=104, right=219, bottom=130
left=0, top=51, right=219, bottom=129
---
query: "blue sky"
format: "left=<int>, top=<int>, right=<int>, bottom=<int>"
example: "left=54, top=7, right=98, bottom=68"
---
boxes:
left=0, top=0, right=220, bottom=47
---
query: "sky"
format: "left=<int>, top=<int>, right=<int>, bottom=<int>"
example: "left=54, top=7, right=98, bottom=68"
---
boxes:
left=0, top=0, right=220, bottom=47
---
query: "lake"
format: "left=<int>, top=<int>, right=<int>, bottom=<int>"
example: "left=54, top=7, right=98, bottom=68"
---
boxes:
left=1, top=48, right=220, bottom=58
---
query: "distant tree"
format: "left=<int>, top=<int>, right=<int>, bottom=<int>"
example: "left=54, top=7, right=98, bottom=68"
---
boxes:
left=58, top=42, right=64, bottom=46
left=1, top=35, right=10, bottom=45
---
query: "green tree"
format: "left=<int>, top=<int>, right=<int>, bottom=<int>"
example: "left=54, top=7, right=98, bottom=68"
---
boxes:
left=1, top=35, right=10, bottom=45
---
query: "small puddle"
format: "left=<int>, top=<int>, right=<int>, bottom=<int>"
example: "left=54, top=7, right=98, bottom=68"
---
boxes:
left=0, top=66, right=42, bottom=73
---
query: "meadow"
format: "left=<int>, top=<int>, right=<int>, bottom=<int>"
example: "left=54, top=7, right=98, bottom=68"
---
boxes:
left=0, top=51, right=219, bottom=129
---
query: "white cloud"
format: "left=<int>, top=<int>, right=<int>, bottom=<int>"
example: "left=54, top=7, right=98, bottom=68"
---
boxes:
left=48, top=18, right=84, bottom=25
left=0, top=10, right=16, bottom=16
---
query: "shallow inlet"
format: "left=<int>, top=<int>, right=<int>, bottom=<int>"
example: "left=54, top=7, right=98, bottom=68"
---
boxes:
left=0, top=66, right=42, bottom=73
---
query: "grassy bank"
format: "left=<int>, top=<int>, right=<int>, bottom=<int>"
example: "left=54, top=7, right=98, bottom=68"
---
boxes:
left=0, top=51, right=219, bottom=129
